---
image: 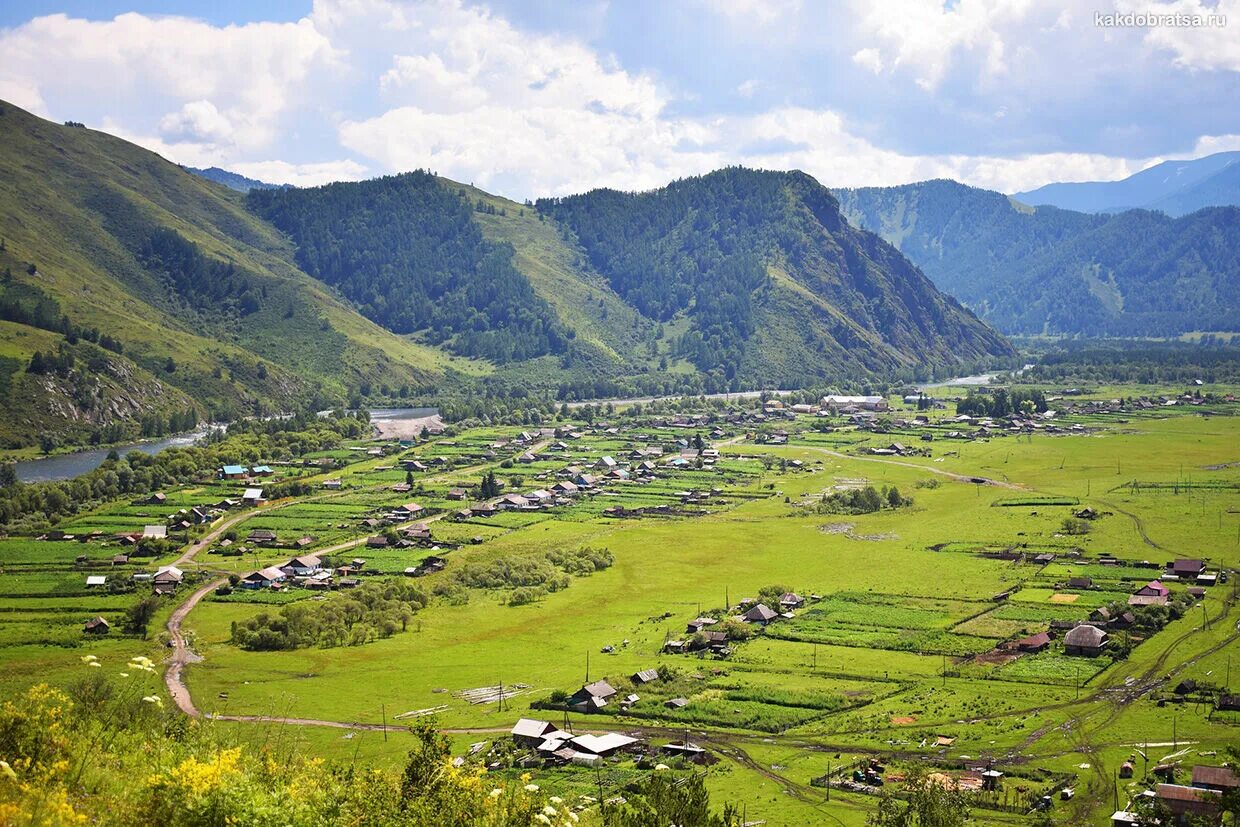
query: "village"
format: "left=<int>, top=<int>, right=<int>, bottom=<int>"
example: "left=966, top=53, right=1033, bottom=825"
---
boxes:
left=2, top=385, right=1238, bottom=825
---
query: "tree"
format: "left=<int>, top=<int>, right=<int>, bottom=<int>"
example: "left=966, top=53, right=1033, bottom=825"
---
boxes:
left=604, top=772, right=739, bottom=827
left=405, top=470, right=414, bottom=486
left=0, top=463, right=15, bottom=488
left=122, top=596, right=162, bottom=637
left=866, top=767, right=971, bottom=826
left=480, top=470, right=501, bottom=498
left=164, top=357, right=177, bottom=373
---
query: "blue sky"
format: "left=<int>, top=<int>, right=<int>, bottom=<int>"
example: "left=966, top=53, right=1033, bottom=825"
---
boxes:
left=1, top=0, right=1237, bottom=197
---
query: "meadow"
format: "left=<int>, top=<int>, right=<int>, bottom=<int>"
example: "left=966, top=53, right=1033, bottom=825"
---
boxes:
left=0, top=387, right=1237, bottom=825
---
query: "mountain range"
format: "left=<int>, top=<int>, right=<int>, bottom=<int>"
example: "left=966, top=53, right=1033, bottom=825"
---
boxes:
left=185, top=167, right=291, bottom=194
left=0, top=101, right=1012, bottom=449
left=837, top=180, right=1240, bottom=337
left=1013, top=151, right=1240, bottom=217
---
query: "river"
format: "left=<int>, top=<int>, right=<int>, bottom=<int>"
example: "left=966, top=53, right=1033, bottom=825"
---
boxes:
left=14, top=427, right=214, bottom=483
left=14, top=407, right=442, bottom=484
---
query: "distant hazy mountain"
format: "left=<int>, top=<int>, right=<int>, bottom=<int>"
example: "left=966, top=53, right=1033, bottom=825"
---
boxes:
left=1013, top=151, right=1240, bottom=216
left=187, top=166, right=291, bottom=193
left=837, top=179, right=1240, bottom=337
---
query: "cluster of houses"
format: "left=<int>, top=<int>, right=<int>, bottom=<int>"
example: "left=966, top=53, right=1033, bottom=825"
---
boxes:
left=1067, top=391, right=1233, bottom=422
left=663, top=593, right=808, bottom=657
left=1004, top=559, right=1217, bottom=660
left=218, top=464, right=275, bottom=481
left=238, top=553, right=367, bottom=592
left=1113, top=763, right=1238, bottom=826
left=507, top=716, right=710, bottom=769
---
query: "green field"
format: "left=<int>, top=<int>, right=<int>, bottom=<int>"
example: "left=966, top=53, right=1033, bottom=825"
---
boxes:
left=1, top=390, right=1238, bottom=825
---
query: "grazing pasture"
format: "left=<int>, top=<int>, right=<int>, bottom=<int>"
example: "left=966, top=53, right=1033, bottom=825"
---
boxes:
left=0, top=392, right=1238, bottom=825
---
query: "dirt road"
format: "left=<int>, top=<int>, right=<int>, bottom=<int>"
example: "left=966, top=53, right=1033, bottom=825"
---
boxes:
left=164, top=576, right=225, bottom=716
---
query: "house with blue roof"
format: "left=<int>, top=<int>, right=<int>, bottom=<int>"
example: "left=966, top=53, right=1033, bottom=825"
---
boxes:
left=220, top=465, right=248, bottom=479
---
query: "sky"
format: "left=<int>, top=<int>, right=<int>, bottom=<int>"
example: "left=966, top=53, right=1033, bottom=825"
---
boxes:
left=1, top=0, right=1238, bottom=198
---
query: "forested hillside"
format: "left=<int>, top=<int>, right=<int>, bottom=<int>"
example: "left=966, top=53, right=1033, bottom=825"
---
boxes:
left=0, top=99, right=1018, bottom=448
left=249, top=174, right=568, bottom=363
left=539, top=169, right=1015, bottom=387
left=0, top=100, right=460, bottom=449
left=837, top=180, right=1240, bottom=336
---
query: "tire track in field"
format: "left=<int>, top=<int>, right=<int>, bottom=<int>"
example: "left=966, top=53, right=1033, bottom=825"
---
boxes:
left=1091, top=497, right=1163, bottom=550
left=799, top=446, right=1026, bottom=489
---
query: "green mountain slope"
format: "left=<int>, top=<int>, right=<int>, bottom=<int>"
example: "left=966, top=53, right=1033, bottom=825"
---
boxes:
left=836, top=180, right=1240, bottom=336
left=0, top=101, right=468, bottom=449
left=0, top=100, right=1018, bottom=445
left=538, top=169, right=1016, bottom=388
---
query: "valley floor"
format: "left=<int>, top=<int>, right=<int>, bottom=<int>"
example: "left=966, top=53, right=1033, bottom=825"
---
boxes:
left=1, top=387, right=1237, bottom=825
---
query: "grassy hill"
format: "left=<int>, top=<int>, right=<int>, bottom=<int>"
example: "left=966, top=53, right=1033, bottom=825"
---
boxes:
left=0, top=101, right=477, bottom=449
left=0, top=100, right=1017, bottom=446
left=837, top=179, right=1240, bottom=337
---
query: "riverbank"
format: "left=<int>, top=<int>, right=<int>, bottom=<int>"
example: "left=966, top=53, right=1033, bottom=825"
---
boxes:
left=371, top=412, right=444, bottom=440
left=12, top=426, right=214, bottom=483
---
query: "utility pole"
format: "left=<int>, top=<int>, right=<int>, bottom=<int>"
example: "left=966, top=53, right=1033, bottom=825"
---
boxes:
left=381, top=703, right=387, bottom=742
left=825, top=760, right=831, bottom=801
left=585, top=650, right=590, bottom=683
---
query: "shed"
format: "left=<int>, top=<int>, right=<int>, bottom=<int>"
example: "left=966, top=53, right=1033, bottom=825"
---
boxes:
left=83, top=616, right=110, bottom=634
left=743, top=603, right=778, bottom=625
left=1064, top=624, right=1108, bottom=656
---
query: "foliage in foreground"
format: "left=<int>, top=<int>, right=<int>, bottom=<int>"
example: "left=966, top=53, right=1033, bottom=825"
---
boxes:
left=865, top=767, right=973, bottom=826
left=0, top=676, right=567, bottom=826
left=0, top=668, right=749, bottom=826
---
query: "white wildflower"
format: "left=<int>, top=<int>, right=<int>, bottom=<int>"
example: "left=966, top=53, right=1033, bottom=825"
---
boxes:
left=0, top=760, right=15, bottom=781
left=524, top=783, right=539, bottom=792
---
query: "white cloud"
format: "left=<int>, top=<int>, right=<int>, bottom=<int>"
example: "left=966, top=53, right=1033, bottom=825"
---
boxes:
left=0, top=11, right=341, bottom=160
left=848, top=0, right=1071, bottom=90
left=0, top=0, right=1232, bottom=202
left=1115, top=0, right=1240, bottom=72
left=851, top=48, right=884, bottom=74
left=159, top=100, right=235, bottom=144
left=229, top=159, right=371, bottom=187
left=1193, top=133, right=1240, bottom=154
